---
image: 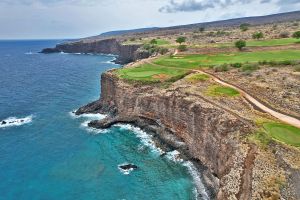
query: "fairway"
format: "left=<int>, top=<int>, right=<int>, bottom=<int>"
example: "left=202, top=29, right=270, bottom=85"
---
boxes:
left=263, top=123, right=300, bottom=147
left=154, top=50, right=300, bottom=68
left=247, top=38, right=300, bottom=47
left=117, top=49, right=300, bottom=82
left=207, top=38, right=300, bottom=48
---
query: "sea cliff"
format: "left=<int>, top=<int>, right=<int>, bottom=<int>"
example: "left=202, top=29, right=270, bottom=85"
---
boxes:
left=76, top=70, right=259, bottom=199
left=41, top=38, right=149, bottom=64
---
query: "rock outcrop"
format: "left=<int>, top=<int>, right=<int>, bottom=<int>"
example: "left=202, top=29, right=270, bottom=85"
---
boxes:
left=41, top=38, right=150, bottom=64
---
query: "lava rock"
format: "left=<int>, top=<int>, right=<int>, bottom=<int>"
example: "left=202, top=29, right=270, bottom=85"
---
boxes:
left=1, top=121, right=7, bottom=125
left=119, top=164, right=138, bottom=171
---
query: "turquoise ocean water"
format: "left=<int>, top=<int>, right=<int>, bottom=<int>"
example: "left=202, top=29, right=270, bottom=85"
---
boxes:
left=0, top=40, right=207, bottom=200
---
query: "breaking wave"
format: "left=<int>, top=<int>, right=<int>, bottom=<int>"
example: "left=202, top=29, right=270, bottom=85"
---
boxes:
left=114, top=124, right=165, bottom=156
left=0, top=115, right=33, bottom=128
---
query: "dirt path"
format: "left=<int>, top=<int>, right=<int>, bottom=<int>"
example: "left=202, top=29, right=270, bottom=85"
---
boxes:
left=200, top=70, right=300, bottom=128
left=141, top=60, right=300, bottom=128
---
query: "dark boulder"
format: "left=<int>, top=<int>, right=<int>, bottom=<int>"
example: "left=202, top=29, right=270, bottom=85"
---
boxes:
left=118, top=163, right=138, bottom=171
left=1, top=121, right=7, bottom=125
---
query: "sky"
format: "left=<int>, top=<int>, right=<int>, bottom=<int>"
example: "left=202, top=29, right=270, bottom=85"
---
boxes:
left=0, top=0, right=300, bottom=39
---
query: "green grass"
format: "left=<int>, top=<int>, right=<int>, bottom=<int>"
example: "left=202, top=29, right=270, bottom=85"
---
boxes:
left=153, top=50, right=300, bottom=68
left=263, top=123, right=300, bottom=147
left=209, top=38, right=300, bottom=48
left=116, top=49, right=300, bottom=82
left=206, top=85, right=240, bottom=97
left=187, top=73, right=210, bottom=82
left=247, top=38, right=300, bottom=47
left=117, top=63, right=188, bottom=83
left=155, top=39, right=170, bottom=46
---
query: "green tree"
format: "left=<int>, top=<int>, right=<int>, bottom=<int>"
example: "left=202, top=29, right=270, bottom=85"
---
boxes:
left=176, top=37, right=186, bottom=44
left=252, top=32, right=264, bottom=40
left=199, top=27, right=205, bottom=32
left=177, top=45, right=187, bottom=52
left=292, top=31, right=300, bottom=39
left=150, top=39, right=157, bottom=44
left=240, top=23, right=250, bottom=32
left=235, top=40, right=246, bottom=50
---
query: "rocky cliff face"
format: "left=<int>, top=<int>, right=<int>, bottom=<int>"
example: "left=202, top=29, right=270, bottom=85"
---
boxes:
left=41, top=38, right=150, bottom=64
left=76, top=70, right=258, bottom=199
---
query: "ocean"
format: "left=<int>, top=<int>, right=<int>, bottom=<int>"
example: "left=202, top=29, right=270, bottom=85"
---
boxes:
left=0, top=40, right=207, bottom=200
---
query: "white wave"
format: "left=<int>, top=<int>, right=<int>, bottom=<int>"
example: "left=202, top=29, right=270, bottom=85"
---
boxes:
left=69, top=111, right=107, bottom=120
left=0, top=115, right=33, bottom=128
left=114, top=124, right=165, bottom=156
left=183, top=161, right=209, bottom=200
left=25, top=52, right=38, bottom=55
left=165, top=150, right=184, bottom=163
left=80, top=120, right=109, bottom=134
left=69, top=110, right=108, bottom=134
left=104, top=58, right=116, bottom=64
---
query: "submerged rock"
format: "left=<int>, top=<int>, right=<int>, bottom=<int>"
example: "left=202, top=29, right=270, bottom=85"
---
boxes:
left=118, top=163, right=138, bottom=171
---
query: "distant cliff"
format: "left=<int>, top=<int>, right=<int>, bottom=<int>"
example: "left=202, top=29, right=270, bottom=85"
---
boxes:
left=41, top=38, right=150, bottom=64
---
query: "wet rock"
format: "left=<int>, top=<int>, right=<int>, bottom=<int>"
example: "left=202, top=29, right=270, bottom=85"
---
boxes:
left=118, top=163, right=138, bottom=171
left=1, top=121, right=7, bottom=125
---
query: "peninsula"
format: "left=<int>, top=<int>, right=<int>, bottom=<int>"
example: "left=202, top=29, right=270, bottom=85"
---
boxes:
left=44, top=11, right=300, bottom=200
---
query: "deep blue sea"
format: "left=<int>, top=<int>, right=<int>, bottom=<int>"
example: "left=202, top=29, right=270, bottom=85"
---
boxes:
left=0, top=40, right=207, bottom=200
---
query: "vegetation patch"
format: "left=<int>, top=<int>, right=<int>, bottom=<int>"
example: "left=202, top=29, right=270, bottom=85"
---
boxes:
left=206, top=85, right=240, bottom=97
left=263, top=123, right=300, bottom=147
left=116, top=63, right=188, bottom=83
left=187, top=73, right=210, bottom=82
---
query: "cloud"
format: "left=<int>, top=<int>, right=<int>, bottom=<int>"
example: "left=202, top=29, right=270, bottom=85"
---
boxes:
left=159, top=0, right=265, bottom=13
left=159, top=0, right=214, bottom=13
left=0, top=0, right=101, bottom=6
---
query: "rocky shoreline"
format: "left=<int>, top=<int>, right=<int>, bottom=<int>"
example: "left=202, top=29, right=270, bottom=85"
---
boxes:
left=41, top=38, right=150, bottom=65
left=76, top=101, right=217, bottom=199
left=74, top=69, right=260, bottom=199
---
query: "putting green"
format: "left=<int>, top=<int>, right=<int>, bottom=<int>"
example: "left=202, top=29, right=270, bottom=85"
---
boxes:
left=206, top=85, right=240, bottom=97
left=263, top=123, right=300, bottom=147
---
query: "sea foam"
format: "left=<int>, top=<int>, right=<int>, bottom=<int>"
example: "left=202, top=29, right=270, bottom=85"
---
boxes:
left=69, top=110, right=108, bottom=134
left=114, top=124, right=165, bottom=156
left=0, top=115, right=33, bottom=128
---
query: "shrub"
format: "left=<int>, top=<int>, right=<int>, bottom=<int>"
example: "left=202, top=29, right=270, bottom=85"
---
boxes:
left=150, top=39, right=157, bottom=44
left=258, top=60, right=268, bottom=65
left=292, top=22, right=299, bottom=27
left=278, top=60, right=295, bottom=66
left=130, top=38, right=136, bottom=41
left=199, top=27, right=205, bottom=32
left=240, top=23, right=250, bottom=32
left=240, top=63, right=259, bottom=72
left=292, top=31, right=300, bottom=39
left=231, top=63, right=242, bottom=68
left=216, top=30, right=226, bottom=36
left=177, top=45, right=187, bottom=52
left=294, top=65, right=300, bottom=72
left=214, top=63, right=229, bottom=72
left=158, top=47, right=168, bottom=55
left=252, top=32, right=264, bottom=40
left=176, top=37, right=186, bottom=44
left=279, top=32, right=290, bottom=38
left=235, top=40, right=246, bottom=50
